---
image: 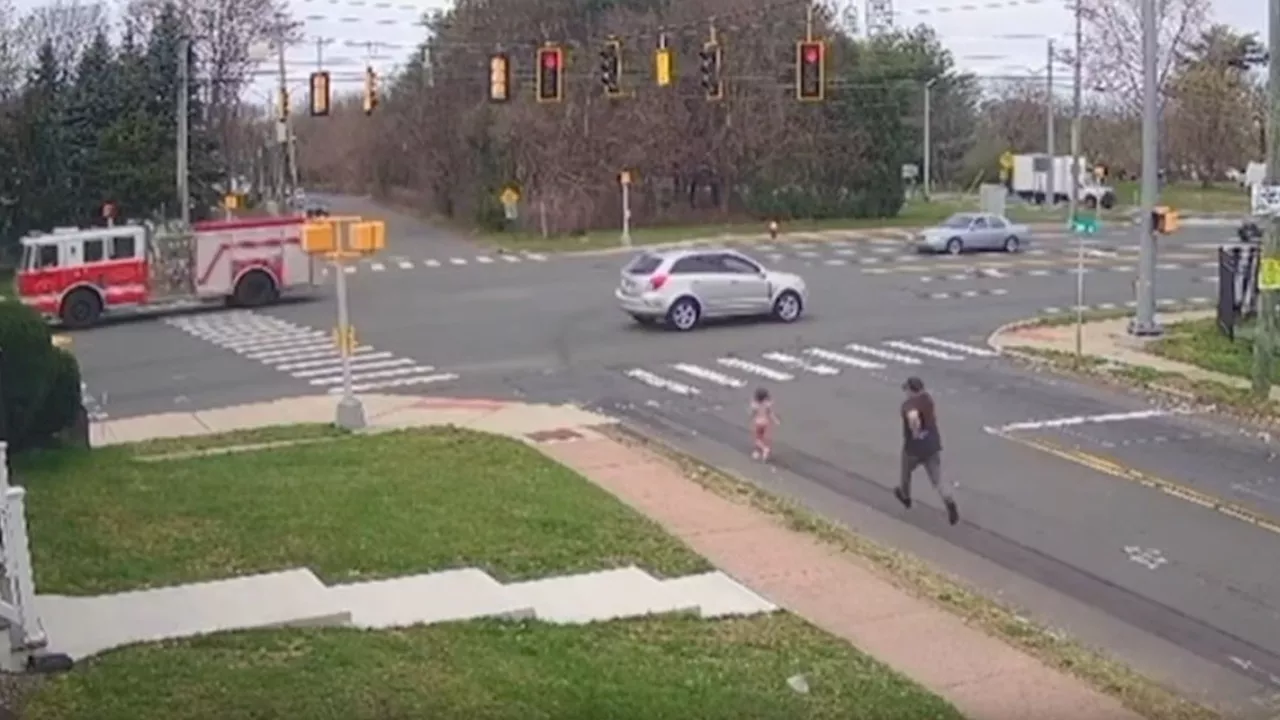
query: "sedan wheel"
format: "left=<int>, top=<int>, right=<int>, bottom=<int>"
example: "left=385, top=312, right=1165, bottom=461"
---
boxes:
left=665, top=297, right=701, bottom=331
left=946, top=238, right=963, bottom=255
left=1003, top=236, right=1020, bottom=253
left=772, top=291, right=802, bottom=323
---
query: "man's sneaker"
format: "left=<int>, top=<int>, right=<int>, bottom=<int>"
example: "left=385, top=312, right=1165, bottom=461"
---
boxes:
left=893, top=487, right=912, bottom=508
left=945, top=499, right=959, bottom=525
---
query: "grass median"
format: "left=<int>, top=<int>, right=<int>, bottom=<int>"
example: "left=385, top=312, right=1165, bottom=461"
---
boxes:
left=1148, top=317, right=1269, bottom=381
left=21, top=427, right=709, bottom=594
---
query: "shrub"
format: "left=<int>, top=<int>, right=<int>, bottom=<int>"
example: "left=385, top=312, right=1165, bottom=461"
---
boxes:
left=0, top=301, right=55, bottom=450
left=31, top=347, right=83, bottom=443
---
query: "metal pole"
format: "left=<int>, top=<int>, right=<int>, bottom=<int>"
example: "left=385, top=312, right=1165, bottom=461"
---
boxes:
left=1250, top=0, right=1280, bottom=394
left=177, top=37, right=190, bottom=225
left=275, top=29, right=289, bottom=214
left=1075, top=233, right=1085, bottom=357
left=333, top=225, right=365, bottom=429
left=923, top=79, right=934, bottom=200
left=621, top=180, right=632, bottom=246
left=1129, top=0, right=1162, bottom=335
left=1046, top=39, right=1055, bottom=205
left=1069, top=0, right=1083, bottom=227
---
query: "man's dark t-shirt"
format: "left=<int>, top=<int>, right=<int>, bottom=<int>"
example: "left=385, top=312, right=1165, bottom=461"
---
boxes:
left=901, top=393, right=942, bottom=457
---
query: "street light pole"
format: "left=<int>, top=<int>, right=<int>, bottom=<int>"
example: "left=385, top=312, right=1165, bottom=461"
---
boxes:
left=1129, top=0, right=1162, bottom=335
left=1069, top=0, right=1083, bottom=228
left=923, top=78, right=936, bottom=200
left=1249, top=0, right=1280, bottom=394
left=1046, top=39, right=1055, bottom=205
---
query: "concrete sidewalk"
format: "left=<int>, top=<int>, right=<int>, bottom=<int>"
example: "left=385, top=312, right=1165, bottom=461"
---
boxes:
left=87, top=393, right=1143, bottom=720
left=988, top=309, right=1280, bottom=401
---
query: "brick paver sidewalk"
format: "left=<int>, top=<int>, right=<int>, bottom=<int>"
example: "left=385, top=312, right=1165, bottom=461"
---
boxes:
left=541, top=434, right=1141, bottom=720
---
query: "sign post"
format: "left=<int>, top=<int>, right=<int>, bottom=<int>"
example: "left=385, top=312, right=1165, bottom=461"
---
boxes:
left=619, top=171, right=632, bottom=247
left=1070, top=211, right=1101, bottom=358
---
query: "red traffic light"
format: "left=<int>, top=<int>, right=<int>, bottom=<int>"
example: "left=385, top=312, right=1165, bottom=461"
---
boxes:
left=805, top=46, right=819, bottom=63
left=542, top=49, right=560, bottom=68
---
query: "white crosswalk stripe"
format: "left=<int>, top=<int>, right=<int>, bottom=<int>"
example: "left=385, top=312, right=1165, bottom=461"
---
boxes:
left=882, top=340, right=964, bottom=361
left=670, top=363, right=746, bottom=387
left=716, top=357, right=793, bottom=381
left=163, top=311, right=457, bottom=393
left=844, top=343, right=921, bottom=364
left=625, top=368, right=699, bottom=394
left=762, top=352, right=839, bottom=375
left=805, top=347, right=883, bottom=369
left=917, top=336, right=997, bottom=357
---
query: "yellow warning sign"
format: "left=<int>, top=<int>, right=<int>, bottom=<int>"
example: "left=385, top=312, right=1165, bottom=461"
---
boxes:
left=1260, top=257, right=1280, bottom=291
left=500, top=187, right=519, bottom=205
left=619, top=170, right=632, bottom=185
left=999, top=151, right=1014, bottom=170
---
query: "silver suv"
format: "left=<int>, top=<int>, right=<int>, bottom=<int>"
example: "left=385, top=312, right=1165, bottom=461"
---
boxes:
left=615, top=247, right=808, bottom=331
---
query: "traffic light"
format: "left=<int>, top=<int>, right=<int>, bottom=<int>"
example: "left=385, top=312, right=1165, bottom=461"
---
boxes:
left=536, top=45, right=563, bottom=102
left=277, top=87, right=289, bottom=121
left=363, top=65, right=378, bottom=115
left=489, top=53, right=510, bottom=102
left=796, top=40, right=825, bottom=101
left=600, top=39, right=622, bottom=97
left=309, top=72, right=330, bottom=116
left=699, top=42, right=722, bottom=100
left=654, top=47, right=672, bottom=87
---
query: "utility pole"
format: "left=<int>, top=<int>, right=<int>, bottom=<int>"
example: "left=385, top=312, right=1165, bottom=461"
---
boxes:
left=1045, top=39, right=1055, bottom=205
left=1069, top=1, right=1083, bottom=227
left=176, top=36, right=190, bottom=225
left=274, top=18, right=290, bottom=213
left=1250, top=0, right=1280, bottom=394
left=923, top=78, right=935, bottom=200
left=1129, top=0, right=1162, bottom=335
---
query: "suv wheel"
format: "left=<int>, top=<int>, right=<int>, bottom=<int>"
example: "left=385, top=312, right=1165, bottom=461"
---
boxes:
left=666, top=297, right=701, bottom=331
left=772, top=291, right=802, bottom=323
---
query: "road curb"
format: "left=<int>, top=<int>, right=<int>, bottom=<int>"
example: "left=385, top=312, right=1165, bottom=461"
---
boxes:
left=984, top=317, right=1047, bottom=362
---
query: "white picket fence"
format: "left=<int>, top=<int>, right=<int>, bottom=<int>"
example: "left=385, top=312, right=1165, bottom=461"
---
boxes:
left=0, top=441, right=46, bottom=670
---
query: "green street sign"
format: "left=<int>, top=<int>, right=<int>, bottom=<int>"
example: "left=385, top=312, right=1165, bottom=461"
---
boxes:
left=1071, top=213, right=1100, bottom=234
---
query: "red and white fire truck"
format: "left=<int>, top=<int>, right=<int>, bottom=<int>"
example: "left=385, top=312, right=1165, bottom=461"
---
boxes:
left=15, top=216, right=319, bottom=328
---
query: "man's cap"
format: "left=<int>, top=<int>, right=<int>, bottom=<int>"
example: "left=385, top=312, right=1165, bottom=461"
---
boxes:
left=903, top=376, right=925, bottom=392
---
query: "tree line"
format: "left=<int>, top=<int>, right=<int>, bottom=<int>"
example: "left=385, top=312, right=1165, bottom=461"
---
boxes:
left=295, top=0, right=980, bottom=234
left=0, top=0, right=288, bottom=262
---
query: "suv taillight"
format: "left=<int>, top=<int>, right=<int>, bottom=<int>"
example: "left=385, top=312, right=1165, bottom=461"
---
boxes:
left=648, top=274, right=668, bottom=291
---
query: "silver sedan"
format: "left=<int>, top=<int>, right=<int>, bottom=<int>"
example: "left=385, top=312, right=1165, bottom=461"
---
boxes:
left=914, top=213, right=1031, bottom=254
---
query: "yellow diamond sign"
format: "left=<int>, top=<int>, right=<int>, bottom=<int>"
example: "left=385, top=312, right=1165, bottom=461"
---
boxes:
left=500, top=187, right=519, bottom=205
left=1260, top=257, right=1280, bottom=291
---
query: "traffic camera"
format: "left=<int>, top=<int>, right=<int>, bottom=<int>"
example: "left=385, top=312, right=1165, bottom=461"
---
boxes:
left=536, top=45, right=564, bottom=103
left=796, top=40, right=824, bottom=101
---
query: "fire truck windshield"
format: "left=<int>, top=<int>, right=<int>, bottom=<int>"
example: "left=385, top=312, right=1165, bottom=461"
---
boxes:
left=19, top=244, right=32, bottom=271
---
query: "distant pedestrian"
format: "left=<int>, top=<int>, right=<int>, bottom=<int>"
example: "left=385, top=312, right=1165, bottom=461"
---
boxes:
left=894, top=376, right=959, bottom=525
left=749, top=387, right=779, bottom=462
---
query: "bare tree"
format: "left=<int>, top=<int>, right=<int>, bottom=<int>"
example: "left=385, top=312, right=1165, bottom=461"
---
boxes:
left=1079, top=0, right=1209, bottom=117
left=22, top=0, right=109, bottom=70
left=0, top=0, right=24, bottom=97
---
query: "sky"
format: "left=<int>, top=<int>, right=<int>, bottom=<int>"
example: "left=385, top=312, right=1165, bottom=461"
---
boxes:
left=11, top=0, right=1268, bottom=98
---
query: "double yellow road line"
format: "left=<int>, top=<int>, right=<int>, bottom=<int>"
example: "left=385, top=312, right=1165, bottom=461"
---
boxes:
left=992, top=430, right=1280, bottom=536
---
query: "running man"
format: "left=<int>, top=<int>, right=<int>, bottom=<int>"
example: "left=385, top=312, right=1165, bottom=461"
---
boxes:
left=894, top=376, right=959, bottom=525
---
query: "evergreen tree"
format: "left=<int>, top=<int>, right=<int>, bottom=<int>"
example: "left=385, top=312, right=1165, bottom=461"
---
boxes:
left=65, top=31, right=119, bottom=224
left=12, top=41, right=72, bottom=236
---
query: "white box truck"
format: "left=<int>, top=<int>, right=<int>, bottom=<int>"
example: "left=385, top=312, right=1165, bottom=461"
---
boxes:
left=1010, top=154, right=1116, bottom=209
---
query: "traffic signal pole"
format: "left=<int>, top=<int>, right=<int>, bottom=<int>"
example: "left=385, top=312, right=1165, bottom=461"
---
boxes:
left=1129, top=0, right=1162, bottom=336
left=1250, top=0, right=1280, bottom=396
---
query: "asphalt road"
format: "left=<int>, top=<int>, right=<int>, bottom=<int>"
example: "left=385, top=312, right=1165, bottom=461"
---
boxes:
left=66, top=200, right=1280, bottom=715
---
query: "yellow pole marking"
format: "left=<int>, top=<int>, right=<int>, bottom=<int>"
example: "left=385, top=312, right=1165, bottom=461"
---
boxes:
left=992, top=431, right=1280, bottom=536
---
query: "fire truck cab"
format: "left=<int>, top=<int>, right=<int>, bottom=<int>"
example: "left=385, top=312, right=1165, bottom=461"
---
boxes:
left=16, top=217, right=317, bottom=328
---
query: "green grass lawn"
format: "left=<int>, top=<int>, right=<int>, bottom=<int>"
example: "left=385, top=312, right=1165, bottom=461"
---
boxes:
left=480, top=198, right=1079, bottom=254
left=1147, top=317, right=1272, bottom=380
left=20, top=427, right=708, bottom=594
left=1112, top=181, right=1248, bottom=213
left=24, top=614, right=963, bottom=720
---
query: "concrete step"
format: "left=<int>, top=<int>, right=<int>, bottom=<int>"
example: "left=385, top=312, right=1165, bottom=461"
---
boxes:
left=505, top=565, right=700, bottom=624
left=37, top=569, right=350, bottom=659
left=328, top=568, right=534, bottom=628
left=661, top=571, right=778, bottom=618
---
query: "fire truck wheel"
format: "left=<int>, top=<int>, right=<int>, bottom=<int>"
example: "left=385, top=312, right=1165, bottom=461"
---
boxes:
left=60, top=289, right=102, bottom=329
left=232, top=270, right=279, bottom=307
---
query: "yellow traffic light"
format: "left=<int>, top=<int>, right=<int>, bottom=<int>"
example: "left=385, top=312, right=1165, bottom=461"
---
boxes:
left=796, top=40, right=825, bottom=101
left=536, top=45, right=563, bottom=103
left=278, top=87, right=289, bottom=120
left=489, top=53, right=510, bottom=102
left=363, top=66, right=378, bottom=114
left=655, top=48, right=672, bottom=87
left=302, top=221, right=337, bottom=254
left=309, top=72, right=330, bottom=116
left=349, top=220, right=386, bottom=253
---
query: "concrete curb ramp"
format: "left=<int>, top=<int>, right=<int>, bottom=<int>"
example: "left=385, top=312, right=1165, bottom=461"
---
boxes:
left=38, top=567, right=777, bottom=660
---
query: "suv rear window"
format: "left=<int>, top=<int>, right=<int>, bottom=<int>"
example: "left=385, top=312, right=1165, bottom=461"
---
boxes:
left=626, top=254, right=662, bottom=275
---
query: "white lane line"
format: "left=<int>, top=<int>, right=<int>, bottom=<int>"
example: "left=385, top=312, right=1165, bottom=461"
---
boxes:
left=291, top=357, right=415, bottom=378
left=670, top=363, right=746, bottom=388
left=524, top=253, right=547, bottom=261
left=425, top=259, right=441, bottom=267
left=762, top=352, right=839, bottom=375
left=824, top=259, right=847, bottom=266
left=990, top=288, right=1009, bottom=295
left=844, top=343, right=922, bottom=365
left=805, top=347, right=884, bottom=369
left=501, top=254, right=521, bottom=263
left=882, top=340, right=964, bottom=361
left=716, top=357, right=793, bottom=381
left=276, top=350, right=389, bottom=371
left=398, top=260, right=414, bottom=269
left=988, top=408, right=1191, bottom=433
left=624, top=368, right=699, bottom=395
left=308, top=365, right=435, bottom=386
left=449, top=258, right=467, bottom=265
left=917, top=337, right=997, bottom=357
left=337, top=373, right=459, bottom=394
